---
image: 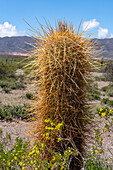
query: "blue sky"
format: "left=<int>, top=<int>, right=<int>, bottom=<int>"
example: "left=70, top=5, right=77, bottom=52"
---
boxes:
left=0, top=0, right=113, bottom=38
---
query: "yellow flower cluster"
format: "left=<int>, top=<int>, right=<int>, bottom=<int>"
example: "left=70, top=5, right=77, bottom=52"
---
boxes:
left=44, top=119, right=50, bottom=123
left=45, top=126, right=54, bottom=130
left=57, top=137, right=62, bottom=142
left=110, top=109, right=112, bottom=113
left=55, top=123, right=63, bottom=131
left=100, top=108, right=103, bottom=112
left=99, top=137, right=102, bottom=141
left=45, top=133, right=50, bottom=140
left=101, top=112, right=106, bottom=117
left=103, top=129, right=107, bottom=133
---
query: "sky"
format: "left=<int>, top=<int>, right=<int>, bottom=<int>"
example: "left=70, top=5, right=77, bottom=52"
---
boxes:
left=0, top=0, right=113, bottom=39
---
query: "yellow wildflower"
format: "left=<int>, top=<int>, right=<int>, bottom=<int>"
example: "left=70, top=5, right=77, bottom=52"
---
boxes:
left=91, top=151, right=94, bottom=154
left=31, top=161, right=33, bottom=164
left=46, top=133, right=50, bottom=140
left=36, top=149, right=39, bottom=154
left=110, top=109, right=112, bottom=113
left=46, top=133, right=49, bottom=136
left=45, top=126, right=54, bottom=130
left=100, top=108, right=103, bottom=112
left=55, top=123, right=63, bottom=131
left=103, top=129, right=107, bottom=132
left=41, top=134, right=45, bottom=137
left=19, top=162, right=23, bottom=166
left=57, top=138, right=62, bottom=142
left=22, top=167, right=25, bottom=170
left=51, top=122, right=54, bottom=126
left=33, top=145, right=37, bottom=150
left=52, top=157, right=55, bottom=161
left=8, top=162, right=10, bottom=165
left=101, top=112, right=106, bottom=117
left=22, top=155, right=25, bottom=159
left=99, top=137, right=102, bottom=141
left=29, top=150, right=35, bottom=155
left=46, top=136, right=50, bottom=140
left=92, top=156, right=95, bottom=158
left=50, top=127, right=54, bottom=130
left=14, top=156, right=17, bottom=160
left=61, top=165, right=64, bottom=170
left=44, top=119, right=50, bottom=123
left=3, top=158, right=5, bottom=161
left=41, top=143, right=44, bottom=148
left=95, top=150, right=98, bottom=153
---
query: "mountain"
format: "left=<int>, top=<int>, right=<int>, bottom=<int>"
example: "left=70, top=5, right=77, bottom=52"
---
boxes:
left=0, top=36, right=113, bottom=59
left=0, top=36, right=34, bottom=55
left=96, top=38, right=113, bottom=59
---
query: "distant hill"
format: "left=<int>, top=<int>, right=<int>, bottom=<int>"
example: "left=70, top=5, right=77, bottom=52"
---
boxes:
left=0, top=36, right=34, bottom=55
left=96, top=38, right=113, bottom=59
left=0, top=36, right=113, bottom=59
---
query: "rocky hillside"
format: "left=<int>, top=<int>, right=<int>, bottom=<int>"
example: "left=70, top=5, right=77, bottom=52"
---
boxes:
left=0, top=36, right=34, bottom=55
left=0, top=36, right=113, bottom=58
left=97, top=38, right=113, bottom=59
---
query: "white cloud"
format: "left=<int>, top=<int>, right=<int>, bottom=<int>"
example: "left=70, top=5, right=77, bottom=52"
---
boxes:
left=82, top=19, right=100, bottom=31
left=0, top=22, right=25, bottom=37
left=97, top=27, right=113, bottom=39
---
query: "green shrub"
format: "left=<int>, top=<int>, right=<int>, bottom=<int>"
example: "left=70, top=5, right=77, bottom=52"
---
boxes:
left=101, top=84, right=113, bottom=97
left=0, top=81, right=8, bottom=88
left=101, top=98, right=110, bottom=104
left=107, top=92, right=113, bottom=97
left=87, top=83, right=101, bottom=100
left=103, top=62, right=113, bottom=81
left=0, top=62, right=16, bottom=79
left=16, top=82, right=26, bottom=89
left=2, top=88, right=11, bottom=93
left=26, top=93, right=34, bottom=99
left=108, top=100, right=113, bottom=106
left=101, top=86, right=108, bottom=92
left=0, top=105, right=29, bottom=121
left=88, top=94, right=101, bottom=100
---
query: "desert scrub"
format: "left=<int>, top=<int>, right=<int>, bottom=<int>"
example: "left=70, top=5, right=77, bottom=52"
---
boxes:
left=2, top=87, right=11, bottom=93
left=0, top=121, right=79, bottom=170
left=88, top=107, right=113, bottom=169
left=103, top=61, right=113, bottom=81
left=0, top=105, right=29, bottom=121
left=25, top=20, right=100, bottom=169
left=101, top=84, right=113, bottom=96
left=87, top=83, right=101, bottom=100
left=101, top=98, right=113, bottom=106
left=0, top=115, right=113, bottom=169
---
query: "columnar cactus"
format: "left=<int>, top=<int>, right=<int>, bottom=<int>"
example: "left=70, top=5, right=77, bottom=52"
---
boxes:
left=27, top=20, right=98, bottom=169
